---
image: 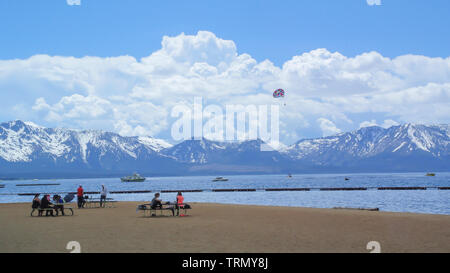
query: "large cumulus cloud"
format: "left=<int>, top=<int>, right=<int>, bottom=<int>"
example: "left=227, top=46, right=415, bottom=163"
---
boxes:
left=0, top=31, right=449, bottom=143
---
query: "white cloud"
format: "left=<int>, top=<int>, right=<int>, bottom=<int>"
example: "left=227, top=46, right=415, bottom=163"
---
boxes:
left=366, top=0, right=381, bottom=6
left=360, top=119, right=400, bottom=129
left=67, top=0, right=81, bottom=6
left=32, top=98, right=51, bottom=111
left=359, top=120, right=378, bottom=128
left=1, top=31, right=449, bottom=144
left=317, top=118, right=341, bottom=137
left=381, top=119, right=399, bottom=128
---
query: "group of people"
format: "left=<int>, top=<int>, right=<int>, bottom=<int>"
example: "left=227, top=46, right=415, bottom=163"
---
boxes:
left=31, top=184, right=109, bottom=216
left=32, top=194, right=66, bottom=216
left=76, top=184, right=108, bottom=209
left=149, top=191, right=188, bottom=216
left=31, top=185, right=189, bottom=217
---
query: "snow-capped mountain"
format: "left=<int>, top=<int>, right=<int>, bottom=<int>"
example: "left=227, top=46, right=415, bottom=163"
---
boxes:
left=162, top=138, right=286, bottom=173
left=284, top=124, right=450, bottom=171
left=0, top=121, right=449, bottom=178
left=0, top=120, right=176, bottom=177
left=162, top=138, right=231, bottom=164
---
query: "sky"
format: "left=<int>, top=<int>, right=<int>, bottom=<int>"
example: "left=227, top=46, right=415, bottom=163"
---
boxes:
left=0, top=0, right=449, bottom=145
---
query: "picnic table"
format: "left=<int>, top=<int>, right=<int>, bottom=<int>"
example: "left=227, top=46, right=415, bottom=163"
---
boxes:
left=31, top=206, right=74, bottom=217
left=136, top=202, right=191, bottom=217
left=83, top=196, right=117, bottom=208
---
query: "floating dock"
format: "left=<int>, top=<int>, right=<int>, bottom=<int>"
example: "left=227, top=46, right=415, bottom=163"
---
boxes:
left=320, top=187, right=367, bottom=191
left=16, top=183, right=61, bottom=187
left=212, top=189, right=257, bottom=192
left=378, top=187, right=427, bottom=190
left=265, top=188, right=310, bottom=191
left=161, top=189, right=203, bottom=193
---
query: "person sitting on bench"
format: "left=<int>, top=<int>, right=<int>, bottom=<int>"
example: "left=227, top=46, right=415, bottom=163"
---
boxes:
left=53, top=195, right=65, bottom=216
left=176, top=192, right=184, bottom=216
left=151, top=193, right=174, bottom=216
left=32, top=194, right=42, bottom=216
left=41, top=194, right=54, bottom=216
left=151, top=193, right=163, bottom=209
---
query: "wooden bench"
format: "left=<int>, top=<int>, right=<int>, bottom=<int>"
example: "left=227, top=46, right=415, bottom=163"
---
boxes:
left=31, top=207, right=74, bottom=217
left=136, top=203, right=191, bottom=217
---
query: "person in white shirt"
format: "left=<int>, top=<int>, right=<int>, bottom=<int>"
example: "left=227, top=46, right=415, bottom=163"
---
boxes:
left=100, top=184, right=108, bottom=208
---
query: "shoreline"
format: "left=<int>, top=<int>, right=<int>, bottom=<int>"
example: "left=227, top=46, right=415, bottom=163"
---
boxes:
left=1, top=201, right=450, bottom=217
left=1, top=201, right=449, bottom=253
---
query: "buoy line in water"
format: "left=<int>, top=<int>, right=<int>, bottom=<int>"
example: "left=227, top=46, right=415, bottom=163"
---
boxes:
left=1, top=186, right=448, bottom=196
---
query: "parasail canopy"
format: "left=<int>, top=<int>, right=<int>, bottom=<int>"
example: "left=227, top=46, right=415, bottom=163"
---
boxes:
left=273, top=88, right=285, bottom=98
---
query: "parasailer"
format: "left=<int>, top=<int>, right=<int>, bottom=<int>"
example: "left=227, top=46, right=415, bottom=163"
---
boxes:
left=273, top=88, right=286, bottom=106
left=273, top=88, right=285, bottom=98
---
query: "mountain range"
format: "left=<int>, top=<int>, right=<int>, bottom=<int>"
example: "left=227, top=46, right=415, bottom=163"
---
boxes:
left=0, top=120, right=448, bottom=178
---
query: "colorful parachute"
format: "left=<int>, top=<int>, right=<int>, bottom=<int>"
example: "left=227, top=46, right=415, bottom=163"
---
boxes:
left=273, top=89, right=285, bottom=98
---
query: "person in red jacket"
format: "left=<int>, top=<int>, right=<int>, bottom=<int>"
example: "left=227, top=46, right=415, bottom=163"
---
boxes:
left=77, top=185, right=84, bottom=209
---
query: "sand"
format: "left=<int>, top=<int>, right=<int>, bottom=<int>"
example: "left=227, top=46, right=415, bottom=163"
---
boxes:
left=0, top=202, right=449, bottom=253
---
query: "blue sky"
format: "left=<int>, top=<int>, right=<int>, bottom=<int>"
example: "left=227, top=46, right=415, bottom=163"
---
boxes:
left=0, top=0, right=449, bottom=145
left=2, top=0, right=449, bottom=64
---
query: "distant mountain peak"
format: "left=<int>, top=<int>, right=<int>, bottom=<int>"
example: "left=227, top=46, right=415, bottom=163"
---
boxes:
left=0, top=120, right=172, bottom=164
left=285, top=123, right=450, bottom=161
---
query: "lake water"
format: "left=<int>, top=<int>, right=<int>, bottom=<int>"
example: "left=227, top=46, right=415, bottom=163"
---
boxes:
left=1, top=172, right=449, bottom=215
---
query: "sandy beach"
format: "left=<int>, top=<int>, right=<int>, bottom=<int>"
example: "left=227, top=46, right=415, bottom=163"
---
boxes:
left=0, top=202, right=449, bottom=253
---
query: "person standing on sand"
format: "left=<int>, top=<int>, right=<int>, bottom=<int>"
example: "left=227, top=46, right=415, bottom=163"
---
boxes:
left=77, top=185, right=84, bottom=209
left=100, top=184, right=108, bottom=208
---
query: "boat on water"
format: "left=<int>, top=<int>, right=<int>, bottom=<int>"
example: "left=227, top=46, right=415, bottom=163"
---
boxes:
left=212, top=177, right=228, bottom=182
left=121, top=173, right=146, bottom=182
left=426, top=173, right=436, bottom=177
left=287, top=173, right=292, bottom=178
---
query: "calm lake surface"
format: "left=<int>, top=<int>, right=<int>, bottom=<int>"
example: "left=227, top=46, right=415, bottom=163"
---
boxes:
left=1, top=172, right=449, bottom=215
